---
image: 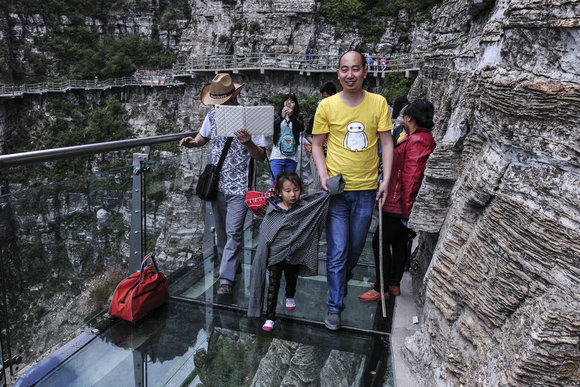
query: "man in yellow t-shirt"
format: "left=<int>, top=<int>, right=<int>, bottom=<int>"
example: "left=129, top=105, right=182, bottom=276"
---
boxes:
left=311, top=50, right=394, bottom=331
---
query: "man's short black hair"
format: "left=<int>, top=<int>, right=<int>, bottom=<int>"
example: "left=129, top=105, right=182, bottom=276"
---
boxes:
left=320, top=82, right=337, bottom=96
left=338, top=50, right=366, bottom=69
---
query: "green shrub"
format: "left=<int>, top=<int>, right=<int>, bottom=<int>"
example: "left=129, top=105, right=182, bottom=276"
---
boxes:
left=321, top=0, right=442, bottom=44
left=298, top=93, right=320, bottom=120
left=248, top=21, right=261, bottom=34
left=320, top=0, right=364, bottom=24
left=232, top=20, right=244, bottom=32
left=381, top=72, right=413, bottom=105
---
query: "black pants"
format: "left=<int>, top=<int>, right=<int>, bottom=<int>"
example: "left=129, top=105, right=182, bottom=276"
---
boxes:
left=372, top=214, right=410, bottom=288
left=265, top=260, right=299, bottom=320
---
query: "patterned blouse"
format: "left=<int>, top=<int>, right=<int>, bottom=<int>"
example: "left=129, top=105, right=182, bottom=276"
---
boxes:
left=200, top=108, right=266, bottom=195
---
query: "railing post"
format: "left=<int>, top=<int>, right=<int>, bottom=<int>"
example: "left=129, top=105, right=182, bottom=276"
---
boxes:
left=129, top=153, right=149, bottom=273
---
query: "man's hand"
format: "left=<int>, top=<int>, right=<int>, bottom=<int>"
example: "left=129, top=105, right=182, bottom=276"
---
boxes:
left=234, top=129, right=252, bottom=145
left=320, top=175, right=329, bottom=191
left=311, top=133, right=329, bottom=191
left=179, top=136, right=196, bottom=148
left=179, top=133, right=208, bottom=148
left=376, top=179, right=388, bottom=204
left=234, top=130, right=266, bottom=161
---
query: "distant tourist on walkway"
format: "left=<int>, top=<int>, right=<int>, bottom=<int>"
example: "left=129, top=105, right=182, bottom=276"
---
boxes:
left=179, top=73, right=266, bottom=296
left=311, top=50, right=394, bottom=330
left=270, top=93, right=305, bottom=185
left=380, top=57, right=387, bottom=71
left=305, top=48, right=311, bottom=62
left=358, top=99, right=436, bottom=302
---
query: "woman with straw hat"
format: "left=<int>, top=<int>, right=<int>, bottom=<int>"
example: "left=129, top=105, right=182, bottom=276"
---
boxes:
left=180, top=73, right=267, bottom=295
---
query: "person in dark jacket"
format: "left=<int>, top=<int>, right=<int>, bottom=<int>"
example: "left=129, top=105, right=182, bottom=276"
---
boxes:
left=359, top=99, right=436, bottom=301
left=391, top=95, right=409, bottom=145
left=270, top=93, right=305, bottom=184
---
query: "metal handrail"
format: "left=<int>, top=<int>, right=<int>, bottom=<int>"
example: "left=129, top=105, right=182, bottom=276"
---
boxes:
left=173, top=52, right=421, bottom=75
left=0, top=131, right=197, bottom=167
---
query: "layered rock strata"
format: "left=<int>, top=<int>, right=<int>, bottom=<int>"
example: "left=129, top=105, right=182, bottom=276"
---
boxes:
left=406, top=0, right=580, bottom=385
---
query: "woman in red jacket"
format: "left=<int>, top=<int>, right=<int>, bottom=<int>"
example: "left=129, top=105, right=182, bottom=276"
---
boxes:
left=359, top=99, right=436, bottom=301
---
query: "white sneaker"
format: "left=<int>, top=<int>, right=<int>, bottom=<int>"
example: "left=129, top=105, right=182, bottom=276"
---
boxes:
left=285, top=298, right=296, bottom=311
left=262, top=319, right=275, bottom=331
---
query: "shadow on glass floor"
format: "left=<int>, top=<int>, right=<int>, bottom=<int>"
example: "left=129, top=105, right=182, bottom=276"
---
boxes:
left=34, top=300, right=393, bottom=386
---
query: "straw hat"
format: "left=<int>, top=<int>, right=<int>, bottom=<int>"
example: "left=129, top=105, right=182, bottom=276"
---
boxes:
left=200, top=73, right=244, bottom=106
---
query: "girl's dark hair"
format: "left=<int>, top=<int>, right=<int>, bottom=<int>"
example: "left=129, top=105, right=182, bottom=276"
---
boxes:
left=392, top=95, right=409, bottom=118
left=275, top=172, right=303, bottom=194
left=277, top=93, right=301, bottom=117
left=404, top=99, right=435, bottom=129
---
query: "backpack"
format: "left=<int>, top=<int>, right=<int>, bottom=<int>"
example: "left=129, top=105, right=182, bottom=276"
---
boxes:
left=279, top=121, right=296, bottom=156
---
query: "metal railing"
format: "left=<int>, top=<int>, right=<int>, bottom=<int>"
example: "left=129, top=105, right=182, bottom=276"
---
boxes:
left=0, top=131, right=200, bottom=380
left=0, top=132, right=194, bottom=167
left=0, top=132, right=195, bottom=271
left=0, top=76, right=185, bottom=98
left=172, top=52, right=421, bottom=75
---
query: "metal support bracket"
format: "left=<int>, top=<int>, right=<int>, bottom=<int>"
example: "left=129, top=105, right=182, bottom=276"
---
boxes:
left=129, top=153, right=149, bottom=273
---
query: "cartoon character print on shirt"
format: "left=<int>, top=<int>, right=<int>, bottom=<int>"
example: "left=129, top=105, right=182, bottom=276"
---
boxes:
left=343, top=121, right=368, bottom=152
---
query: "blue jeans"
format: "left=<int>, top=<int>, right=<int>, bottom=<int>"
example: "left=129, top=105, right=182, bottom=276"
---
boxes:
left=270, top=158, right=297, bottom=185
left=326, top=190, right=376, bottom=311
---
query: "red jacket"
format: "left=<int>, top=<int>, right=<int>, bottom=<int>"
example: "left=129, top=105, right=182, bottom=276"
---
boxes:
left=383, top=127, right=436, bottom=219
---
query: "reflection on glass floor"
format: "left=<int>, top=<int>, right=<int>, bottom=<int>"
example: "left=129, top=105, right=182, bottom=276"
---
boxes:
left=173, top=252, right=394, bottom=334
left=35, top=301, right=392, bottom=386
left=172, top=214, right=394, bottom=334
left=29, top=214, right=395, bottom=386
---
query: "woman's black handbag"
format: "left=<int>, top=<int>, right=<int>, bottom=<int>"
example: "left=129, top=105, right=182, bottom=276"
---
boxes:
left=196, top=137, right=233, bottom=201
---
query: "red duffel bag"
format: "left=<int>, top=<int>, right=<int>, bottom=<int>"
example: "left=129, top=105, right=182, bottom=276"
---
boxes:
left=109, top=254, right=169, bottom=323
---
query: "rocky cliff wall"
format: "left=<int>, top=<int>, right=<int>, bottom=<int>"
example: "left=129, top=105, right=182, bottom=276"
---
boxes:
left=405, top=0, right=580, bottom=385
left=1, top=0, right=579, bottom=383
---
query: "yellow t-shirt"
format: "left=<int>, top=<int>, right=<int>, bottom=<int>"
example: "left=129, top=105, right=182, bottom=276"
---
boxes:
left=313, top=92, right=393, bottom=190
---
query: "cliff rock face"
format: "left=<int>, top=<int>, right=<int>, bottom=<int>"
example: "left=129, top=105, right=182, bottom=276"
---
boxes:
left=406, top=0, right=580, bottom=385
left=1, top=0, right=579, bottom=384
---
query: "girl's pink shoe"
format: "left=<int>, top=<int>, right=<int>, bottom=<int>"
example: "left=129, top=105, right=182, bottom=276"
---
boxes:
left=285, top=298, right=296, bottom=311
left=262, top=319, right=275, bottom=331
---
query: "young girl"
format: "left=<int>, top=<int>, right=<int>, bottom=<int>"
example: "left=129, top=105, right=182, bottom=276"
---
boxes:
left=261, top=172, right=303, bottom=331
left=247, top=173, right=340, bottom=331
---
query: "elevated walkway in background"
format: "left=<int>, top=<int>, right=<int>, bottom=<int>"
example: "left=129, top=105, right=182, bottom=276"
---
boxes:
left=0, top=52, right=422, bottom=99
left=172, top=52, right=421, bottom=78
left=0, top=76, right=184, bottom=99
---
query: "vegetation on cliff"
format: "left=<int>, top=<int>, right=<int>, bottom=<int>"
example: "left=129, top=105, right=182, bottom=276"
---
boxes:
left=1, top=0, right=187, bottom=81
left=321, top=0, right=441, bottom=43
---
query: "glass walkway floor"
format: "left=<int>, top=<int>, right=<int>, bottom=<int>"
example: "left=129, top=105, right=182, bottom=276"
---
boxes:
left=16, top=220, right=396, bottom=386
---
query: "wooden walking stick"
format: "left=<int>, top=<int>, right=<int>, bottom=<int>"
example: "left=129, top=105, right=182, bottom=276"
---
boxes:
left=378, top=198, right=387, bottom=318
